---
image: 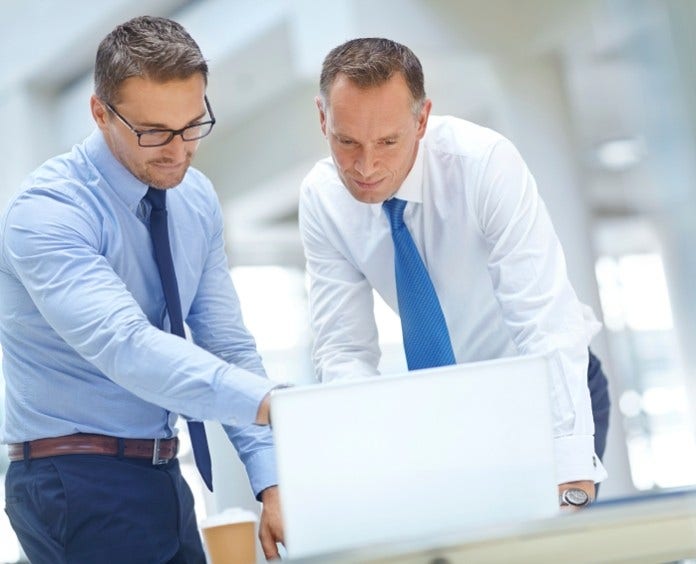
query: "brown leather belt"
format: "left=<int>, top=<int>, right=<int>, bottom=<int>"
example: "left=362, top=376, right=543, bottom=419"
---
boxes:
left=8, top=433, right=179, bottom=465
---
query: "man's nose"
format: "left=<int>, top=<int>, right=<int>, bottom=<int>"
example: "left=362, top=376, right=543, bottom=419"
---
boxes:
left=162, top=133, right=189, bottom=159
left=354, top=146, right=377, bottom=177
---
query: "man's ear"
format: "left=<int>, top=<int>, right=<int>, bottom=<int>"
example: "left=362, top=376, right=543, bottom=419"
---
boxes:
left=416, top=98, right=432, bottom=140
left=90, top=95, right=108, bottom=130
left=315, top=96, right=327, bottom=137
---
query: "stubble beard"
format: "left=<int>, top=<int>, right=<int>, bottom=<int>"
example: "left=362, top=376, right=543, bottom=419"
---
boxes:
left=141, top=154, right=193, bottom=189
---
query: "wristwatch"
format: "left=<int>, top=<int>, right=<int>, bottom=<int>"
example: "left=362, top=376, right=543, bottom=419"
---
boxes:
left=559, top=488, right=592, bottom=507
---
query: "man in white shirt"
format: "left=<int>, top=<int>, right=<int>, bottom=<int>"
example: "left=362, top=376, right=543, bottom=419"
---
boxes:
left=299, top=37, right=609, bottom=507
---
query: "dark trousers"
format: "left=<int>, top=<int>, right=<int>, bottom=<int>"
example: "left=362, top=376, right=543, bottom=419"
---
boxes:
left=588, top=348, right=610, bottom=462
left=4, top=455, right=205, bottom=564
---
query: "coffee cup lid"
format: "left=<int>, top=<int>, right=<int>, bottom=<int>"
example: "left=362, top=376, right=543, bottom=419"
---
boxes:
left=200, top=507, right=258, bottom=528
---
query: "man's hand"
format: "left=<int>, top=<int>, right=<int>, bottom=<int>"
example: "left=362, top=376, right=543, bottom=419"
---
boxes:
left=255, top=393, right=272, bottom=426
left=558, top=480, right=595, bottom=512
left=259, top=486, right=284, bottom=560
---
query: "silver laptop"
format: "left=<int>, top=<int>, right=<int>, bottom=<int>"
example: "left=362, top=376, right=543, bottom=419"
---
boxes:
left=270, top=354, right=559, bottom=558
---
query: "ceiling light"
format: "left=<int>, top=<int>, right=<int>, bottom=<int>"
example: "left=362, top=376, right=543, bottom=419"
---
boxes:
left=595, top=137, right=645, bottom=171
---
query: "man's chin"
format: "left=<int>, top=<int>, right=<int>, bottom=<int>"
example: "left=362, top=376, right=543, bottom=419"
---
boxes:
left=145, top=172, right=187, bottom=190
left=347, top=186, right=392, bottom=204
left=148, top=181, right=181, bottom=190
left=142, top=160, right=192, bottom=189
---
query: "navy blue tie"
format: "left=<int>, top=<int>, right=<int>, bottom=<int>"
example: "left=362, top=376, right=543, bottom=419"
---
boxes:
left=383, top=198, right=456, bottom=370
left=145, top=187, right=213, bottom=492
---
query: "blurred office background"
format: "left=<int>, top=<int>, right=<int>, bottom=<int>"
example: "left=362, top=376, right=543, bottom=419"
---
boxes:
left=1, top=0, right=696, bottom=561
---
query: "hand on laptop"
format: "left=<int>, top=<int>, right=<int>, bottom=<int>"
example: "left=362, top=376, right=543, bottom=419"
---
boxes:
left=255, top=385, right=293, bottom=427
left=558, top=480, right=596, bottom=512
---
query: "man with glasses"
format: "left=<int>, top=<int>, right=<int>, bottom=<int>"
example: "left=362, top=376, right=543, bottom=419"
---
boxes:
left=0, top=16, right=284, bottom=562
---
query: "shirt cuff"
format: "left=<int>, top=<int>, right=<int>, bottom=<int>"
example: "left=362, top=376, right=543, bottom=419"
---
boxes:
left=554, top=434, right=608, bottom=484
left=212, top=367, right=277, bottom=427
left=244, top=446, right=279, bottom=500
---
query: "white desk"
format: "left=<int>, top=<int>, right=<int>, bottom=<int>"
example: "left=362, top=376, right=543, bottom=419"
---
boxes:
left=291, top=490, right=696, bottom=563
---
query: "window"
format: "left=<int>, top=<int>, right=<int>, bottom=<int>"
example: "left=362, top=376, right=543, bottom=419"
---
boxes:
left=596, top=251, right=696, bottom=489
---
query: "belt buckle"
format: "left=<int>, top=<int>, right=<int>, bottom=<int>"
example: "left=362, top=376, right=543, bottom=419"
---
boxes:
left=151, top=438, right=168, bottom=465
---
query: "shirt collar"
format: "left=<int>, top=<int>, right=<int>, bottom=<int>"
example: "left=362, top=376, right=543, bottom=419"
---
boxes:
left=84, top=129, right=149, bottom=210
left=370, top=141, right=424, bottom=216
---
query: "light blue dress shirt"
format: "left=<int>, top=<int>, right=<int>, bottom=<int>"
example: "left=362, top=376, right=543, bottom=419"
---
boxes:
left=0, top=130, right=277, bottom=496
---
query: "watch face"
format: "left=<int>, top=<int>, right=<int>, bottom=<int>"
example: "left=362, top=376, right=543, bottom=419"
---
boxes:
left=563, top=488, right=589, bottom=506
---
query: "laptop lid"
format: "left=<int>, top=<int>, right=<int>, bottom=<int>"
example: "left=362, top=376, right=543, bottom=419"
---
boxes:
left=270, top=354, right=559, bottom=558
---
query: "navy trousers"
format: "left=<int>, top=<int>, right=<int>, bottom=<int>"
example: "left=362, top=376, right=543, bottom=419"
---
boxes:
left=4, top=455, right=205, bottom=564
left=588, top=348, right=610, bottom=461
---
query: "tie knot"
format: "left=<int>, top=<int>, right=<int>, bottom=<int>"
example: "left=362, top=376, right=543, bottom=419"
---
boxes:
left=145, top=187, right=166, bottom=211
left=382, top=198, right=407, bottom=230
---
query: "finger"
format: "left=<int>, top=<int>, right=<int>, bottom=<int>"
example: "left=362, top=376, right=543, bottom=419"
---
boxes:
left=260, top=525, right=281, bottom=560
left=276, top=528, right=286, bottom=546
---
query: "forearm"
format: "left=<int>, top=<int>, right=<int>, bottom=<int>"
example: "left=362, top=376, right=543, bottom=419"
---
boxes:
left=303, top=220, right=382, bottom=380
left=224, top=422, right=277, bottom=499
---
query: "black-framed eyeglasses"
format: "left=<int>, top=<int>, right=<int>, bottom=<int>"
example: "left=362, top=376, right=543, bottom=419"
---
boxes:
left=105, top=96, right=216, bottom=147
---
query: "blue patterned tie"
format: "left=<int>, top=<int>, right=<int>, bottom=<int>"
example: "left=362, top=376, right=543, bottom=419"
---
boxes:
left=383, top=198, right=456, bottom=370
left=145, top=187, right=213, bottom=492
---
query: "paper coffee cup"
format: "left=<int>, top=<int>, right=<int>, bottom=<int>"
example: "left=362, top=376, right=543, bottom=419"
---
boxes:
left=200, top=507, right=258, bottom=564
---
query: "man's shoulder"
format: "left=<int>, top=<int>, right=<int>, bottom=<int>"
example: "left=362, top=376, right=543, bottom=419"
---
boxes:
left=301, top=156, right=339, bottom=186
left=300, top=157, right=344, bottom=200
left=425, top=115, right=508, bottom=157
left=8, top=145, right=92, bottom=214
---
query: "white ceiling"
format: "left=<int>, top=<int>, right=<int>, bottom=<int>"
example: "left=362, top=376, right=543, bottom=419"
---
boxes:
left=1, top=0, right=694, bottom=265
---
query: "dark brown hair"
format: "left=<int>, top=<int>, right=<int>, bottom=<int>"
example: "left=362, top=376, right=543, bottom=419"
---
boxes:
left=94, top=15, right=208, bottom=104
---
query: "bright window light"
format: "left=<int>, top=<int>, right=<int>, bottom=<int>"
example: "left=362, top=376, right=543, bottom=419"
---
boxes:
left=595, top=250, right=695, bottom=490
left=619, top=255, right=674, bottom=331
left=642, top=386, right=689, bottom=416
left=596, top=253, right=674, bottom=332
left=230, top=266, right=310, bottom=352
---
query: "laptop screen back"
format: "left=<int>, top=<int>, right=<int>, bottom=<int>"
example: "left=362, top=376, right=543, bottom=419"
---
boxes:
left=270, top=354, right=559, bottom=558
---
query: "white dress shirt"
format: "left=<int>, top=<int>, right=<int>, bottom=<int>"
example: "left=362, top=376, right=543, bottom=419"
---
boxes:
left=299, top=115, right=607, bottom=484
